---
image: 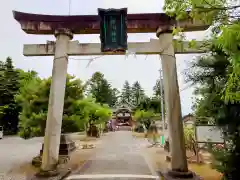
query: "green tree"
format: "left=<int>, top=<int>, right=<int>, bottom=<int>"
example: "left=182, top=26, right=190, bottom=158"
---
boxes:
left=120, top=80, right=132, bottom=103
left=186, top=46, right=230, bottom=119
left=163, top=0, right=240, bottom=103
left=153, top=79, right=164, bottom=98
left=0, top=57, right=21, bottom=134
left=69, top=97, right=111, bottom=136
left=185, top=45, right=240, bottom=179
left=88, top=72, right=116, bottom=106
left=16, top=71, right=111, bottom=139
left=110, top=88, right=120, bottom=107
left=17, top=69, right=38, bottom=85
left=134, top=110, right=154, bottom=121
left=162, top=1, right=240, bottom=177
left=131, top=81, right=146, bottom=106
left=137, top=97, right=162, bottom=114
left=137, top=97, right=151, bottom=111
left=133, top=109, right=154, bottom=129
left=78, top=99, right=111, bottom=137
left=16, top=74, right=85, bottom=138
left=184, top=127, right=198, bottom=156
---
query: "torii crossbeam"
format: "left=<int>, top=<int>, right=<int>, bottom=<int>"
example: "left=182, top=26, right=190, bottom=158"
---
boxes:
left=23, top=39, right=207, bottom=56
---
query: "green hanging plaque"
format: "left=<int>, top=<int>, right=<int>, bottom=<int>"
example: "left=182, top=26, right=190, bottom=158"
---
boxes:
left=98, top=8, right=128, bottom=52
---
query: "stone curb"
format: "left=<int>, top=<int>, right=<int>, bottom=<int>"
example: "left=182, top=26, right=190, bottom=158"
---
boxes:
left=27, top=169, right=71, bottom=180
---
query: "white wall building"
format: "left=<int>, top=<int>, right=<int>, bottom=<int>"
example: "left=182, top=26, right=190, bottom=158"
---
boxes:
left=183, top=114, right=195, bottom=128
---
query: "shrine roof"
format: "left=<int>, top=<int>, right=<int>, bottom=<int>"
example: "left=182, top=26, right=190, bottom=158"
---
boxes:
left=13, top=11, right=209, bottom=35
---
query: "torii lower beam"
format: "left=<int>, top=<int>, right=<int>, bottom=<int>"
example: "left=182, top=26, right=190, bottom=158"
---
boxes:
left=23, top=39, right=208, bottom=56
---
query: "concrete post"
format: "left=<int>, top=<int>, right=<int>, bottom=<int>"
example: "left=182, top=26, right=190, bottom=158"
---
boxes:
left=40, top=28, right=73, bottom=173
left=156, top=27, right=199, bottom=179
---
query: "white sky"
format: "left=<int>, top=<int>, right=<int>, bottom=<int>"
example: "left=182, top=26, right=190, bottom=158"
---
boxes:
left=0, top=0, right=209, bottom=115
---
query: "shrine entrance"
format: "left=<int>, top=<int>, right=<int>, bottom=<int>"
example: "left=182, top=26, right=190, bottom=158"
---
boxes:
left=115, top=107, right=132, bottom=126
left=13, top=8, right=208, bottom=179
left=112, top=102, right=134, bottom=127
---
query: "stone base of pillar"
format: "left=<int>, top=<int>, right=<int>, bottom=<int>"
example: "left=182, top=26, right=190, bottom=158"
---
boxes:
left=166, top=155, right=171, bottom=162
left=35, top=169, right=59, bottom=177
left=40, top=134, right=76, bottom=156
left=157, top=170, right=202, bottom=180
left=32, top=168, right=71, bottom=180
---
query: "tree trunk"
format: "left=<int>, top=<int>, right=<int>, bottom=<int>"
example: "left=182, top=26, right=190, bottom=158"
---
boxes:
left=84, top=123, right=88, bottom=135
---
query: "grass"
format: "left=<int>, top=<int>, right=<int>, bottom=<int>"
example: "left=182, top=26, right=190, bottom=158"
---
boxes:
left=189, top=164, right=222, bottom=180
left=132, top=132, right=146, bottom=138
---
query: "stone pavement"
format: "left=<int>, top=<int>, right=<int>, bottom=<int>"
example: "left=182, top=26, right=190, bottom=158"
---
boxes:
left=70, top=131, right=159, bottom=179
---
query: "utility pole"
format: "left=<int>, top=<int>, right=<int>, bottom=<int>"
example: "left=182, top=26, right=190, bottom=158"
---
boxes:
left=68, top=0, right=71, bottom=15
left=159, top=69, right=165, bottom=129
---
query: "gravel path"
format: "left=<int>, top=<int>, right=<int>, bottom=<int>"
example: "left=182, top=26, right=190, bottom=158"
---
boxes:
left=0, top=136, right=42, bottom=174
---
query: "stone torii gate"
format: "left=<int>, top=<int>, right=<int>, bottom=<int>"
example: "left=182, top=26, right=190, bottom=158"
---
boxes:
left=13, top=10, right=208, bottom=179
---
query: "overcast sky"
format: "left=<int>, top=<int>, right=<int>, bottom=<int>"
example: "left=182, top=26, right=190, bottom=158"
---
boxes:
left=0, top=0, right=209, bottom=115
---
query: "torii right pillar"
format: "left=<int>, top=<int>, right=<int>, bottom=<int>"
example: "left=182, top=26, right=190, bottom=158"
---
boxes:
left=157, top=26, right=200, bottom=180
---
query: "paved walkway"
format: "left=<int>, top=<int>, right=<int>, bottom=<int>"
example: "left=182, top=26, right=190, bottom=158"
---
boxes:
left=71, top=131, right=158, bottom=179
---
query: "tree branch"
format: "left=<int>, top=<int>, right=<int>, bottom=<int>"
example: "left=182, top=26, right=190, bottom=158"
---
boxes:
left=195, top=5, right=240, bottom=11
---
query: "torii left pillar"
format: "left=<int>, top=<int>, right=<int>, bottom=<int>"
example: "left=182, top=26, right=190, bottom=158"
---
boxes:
left=40, top=28, right=73, bottom=175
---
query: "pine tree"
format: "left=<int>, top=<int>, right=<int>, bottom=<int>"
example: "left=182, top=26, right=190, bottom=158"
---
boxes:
left=0, top=57, right=21, bottom=134
left=109, top=88, right=120, bottom=107
left=131, top=81, right=145, bottom=106
left=88, top=72, right=115, bottom=106
left=120, top=80, right=132, bottom=103
left=153, top=79, right=164, bottom=101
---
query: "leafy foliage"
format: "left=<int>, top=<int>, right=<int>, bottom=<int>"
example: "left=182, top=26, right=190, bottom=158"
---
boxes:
left=153, top=79, right=164, bottom=98
left=186, top=45, right=230, bottom=118
left=120, top=80, right=132, bottom=103
left=184, top=127, right=197, bottom=155
left=136, top=97, right=163, bottom=114
left=185, top=44, right=240, bottom=178
left=16, top=75, right=82, bottom=138
left=72, top=98, right=112, bottom=137
left=87, top=72, right=118, bottom=107
left=15, top=72, right=112, bottom=139
left=209, top=143, right=228, bottom=175
left=0, top=57, right=21, bottom=134
left=131, top=81, right=146, bottom=106
left=133, top=109, right=154, bottom=130
left=164, top=0, right=240, bottom=103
